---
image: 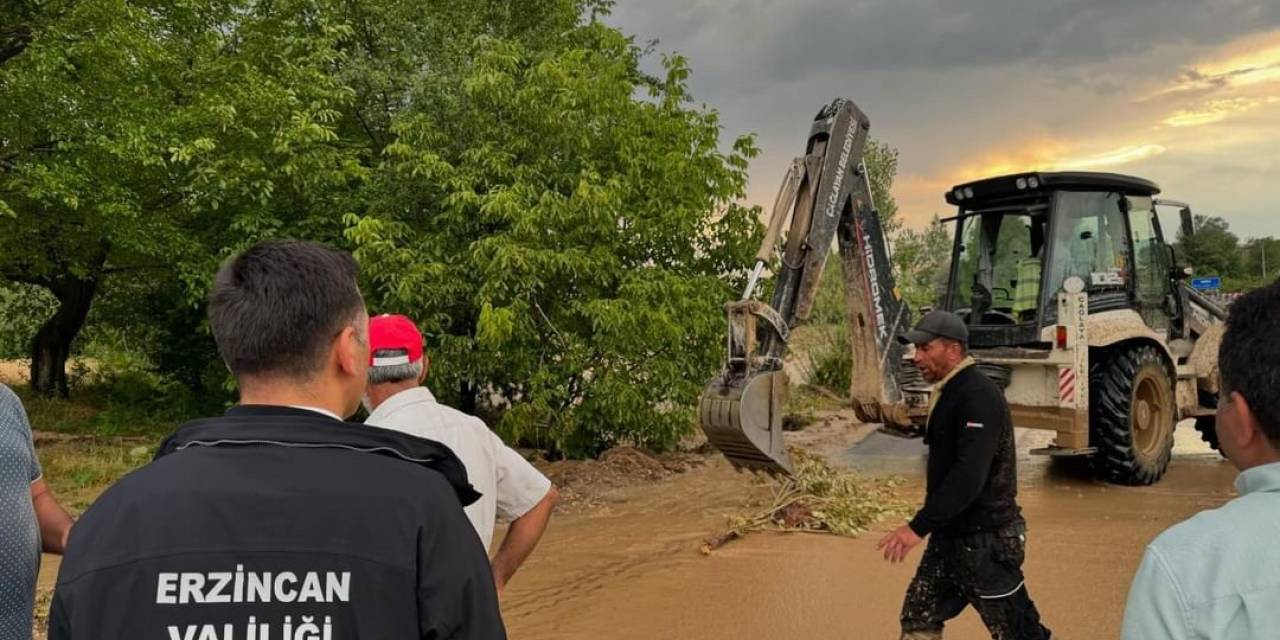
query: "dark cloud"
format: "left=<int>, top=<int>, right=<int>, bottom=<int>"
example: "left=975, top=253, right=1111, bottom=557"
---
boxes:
left=611, top=0, right=1280, bottom=78
left=605, top=0, right=1280, bottom=237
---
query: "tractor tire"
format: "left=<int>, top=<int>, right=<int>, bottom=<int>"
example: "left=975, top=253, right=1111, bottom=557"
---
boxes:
left=1090, top=345, right=1176, bottom=485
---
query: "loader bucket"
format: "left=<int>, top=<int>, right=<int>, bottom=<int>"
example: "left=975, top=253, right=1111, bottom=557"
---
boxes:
left=698, top=370, right=794, bottom=475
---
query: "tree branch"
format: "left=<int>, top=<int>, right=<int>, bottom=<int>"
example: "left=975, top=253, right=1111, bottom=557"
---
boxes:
left=0, top=24, right=32, bottom=67
left=100, top=264, right=171, bottom=275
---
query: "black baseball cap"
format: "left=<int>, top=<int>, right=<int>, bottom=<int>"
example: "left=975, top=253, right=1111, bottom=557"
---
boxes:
left=897, top=310, right=968, bottom=346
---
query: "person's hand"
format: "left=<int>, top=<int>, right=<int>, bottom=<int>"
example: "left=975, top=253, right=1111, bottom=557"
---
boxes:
left=876, top=524, right=923, bottom=564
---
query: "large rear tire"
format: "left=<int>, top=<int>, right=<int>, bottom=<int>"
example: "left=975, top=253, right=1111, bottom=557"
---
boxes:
left=1090, top=345, right=1176, bottom=485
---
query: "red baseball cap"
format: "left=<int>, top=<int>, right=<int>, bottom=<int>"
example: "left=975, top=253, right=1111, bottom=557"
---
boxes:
left=368, top=314, right=424, bottom=366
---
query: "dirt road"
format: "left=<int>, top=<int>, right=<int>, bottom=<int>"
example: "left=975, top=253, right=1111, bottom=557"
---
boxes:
left=500, top=420, right=1237, bottom=639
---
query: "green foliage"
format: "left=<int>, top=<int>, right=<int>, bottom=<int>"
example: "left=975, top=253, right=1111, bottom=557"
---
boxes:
left=342, top=8, right=761, bottom=456
left=1, top=0, right=361, bottom=275
left=805, top=326, right=854, bottom=393
left=0, top=0, right=370, bottom=394
left=893, top=215, right=952, bottom=311
left=1177, top=215, right=1241, bottom=284
left=0, top=282, right=55, bottom=358
left=3, top=0, right=763, bottom=454
left=863, top=138, right=901, bottom=234
left=1174, top=215, right=1279, bottom=292
left=36, top=438, right=151, bottom=514
left=706, top=450, right=909, bottom=551
left=1233, top=236, right=1280, bottom=290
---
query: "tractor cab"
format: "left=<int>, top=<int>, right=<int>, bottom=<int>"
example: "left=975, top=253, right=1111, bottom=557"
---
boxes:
left=942, top=172, right=1188, bottom=350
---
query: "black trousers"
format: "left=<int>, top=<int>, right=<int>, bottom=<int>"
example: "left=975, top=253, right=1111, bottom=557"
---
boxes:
left=900, top=525, right=1051, bottom=640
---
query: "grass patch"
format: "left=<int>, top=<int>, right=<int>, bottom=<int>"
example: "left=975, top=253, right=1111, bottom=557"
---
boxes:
left=36, top=438, right=155, bottom=515
left=8, top=382, right=198, bottom=438
left=782, top=383, right=848, bottom=431
left=33, top=587, right=53, bottom=640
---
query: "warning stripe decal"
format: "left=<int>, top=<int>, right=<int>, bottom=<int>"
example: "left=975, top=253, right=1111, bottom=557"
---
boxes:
left=1059, top=368, right=1076, bottom=404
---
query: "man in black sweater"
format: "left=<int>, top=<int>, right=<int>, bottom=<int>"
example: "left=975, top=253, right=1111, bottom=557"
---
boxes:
left=49, top=240, right=506, bottom=639
left=877, top=311, right=1051, bottom=640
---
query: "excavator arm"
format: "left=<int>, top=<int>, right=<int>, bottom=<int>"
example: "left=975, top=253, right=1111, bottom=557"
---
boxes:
left=698, top=98, right=915, bottom=474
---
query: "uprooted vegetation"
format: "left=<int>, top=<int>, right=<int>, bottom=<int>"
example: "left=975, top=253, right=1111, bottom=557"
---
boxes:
left=701, top=450, right=910, bottom=553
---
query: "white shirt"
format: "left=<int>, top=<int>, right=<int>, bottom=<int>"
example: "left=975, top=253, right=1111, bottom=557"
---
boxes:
left=286, top=405, right=343, bottom=421
left=365, top=386, right=552, bottom=552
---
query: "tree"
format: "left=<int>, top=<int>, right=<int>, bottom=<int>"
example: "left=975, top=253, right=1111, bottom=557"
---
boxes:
left=0, top=0, right=364, bottom=395
left=893, top=215, right=952, bottom=311
left=1177, top=215, right=1242, bottom=283
left=863, top=138, right=901, bottom=235
left=1239, top=236, right=1280, bottom=288
left=346, top=16, right=761, bottom=456
left=2, top=0, right=766, bottom=459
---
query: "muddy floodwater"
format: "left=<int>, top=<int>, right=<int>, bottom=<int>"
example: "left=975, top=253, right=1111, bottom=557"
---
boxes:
left=501, top=421, right=1238, bottom=639
left=35, top=419, right=1237, bottom=639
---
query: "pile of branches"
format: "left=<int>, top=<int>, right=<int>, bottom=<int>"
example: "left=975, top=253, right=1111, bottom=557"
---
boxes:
left=701, top=450, right=910, bottom=553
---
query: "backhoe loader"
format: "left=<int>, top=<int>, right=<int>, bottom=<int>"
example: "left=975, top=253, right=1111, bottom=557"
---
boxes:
left=698, top=97, right=1226, bottom=485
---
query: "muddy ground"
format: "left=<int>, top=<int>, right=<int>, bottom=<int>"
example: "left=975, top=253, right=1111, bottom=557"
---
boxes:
left=33, top=411, right=1236, bottom=639
left=497, top=414, right=1236, bottom=639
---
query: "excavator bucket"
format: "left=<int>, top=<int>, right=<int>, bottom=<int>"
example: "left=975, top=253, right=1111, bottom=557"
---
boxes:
left=698, top=370, right=794, bottom=475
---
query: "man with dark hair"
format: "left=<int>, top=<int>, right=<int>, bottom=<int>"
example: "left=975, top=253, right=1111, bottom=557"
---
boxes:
left=48, top=240, right=505, bottom=639
left=879, top=311, right=1051, bottom=640
left=1123, top=280, right=1280, bottom=640
left=362, top=314, right=558, bottom=595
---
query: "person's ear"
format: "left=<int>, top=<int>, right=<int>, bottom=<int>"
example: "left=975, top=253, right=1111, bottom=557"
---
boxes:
left=334, top=325, right=362, bottom=376
left=1223, top=391, right=1262, bottom=451
left=336, top=314, right=369, bottom=378
left=418, top=356, right=430, bottom=384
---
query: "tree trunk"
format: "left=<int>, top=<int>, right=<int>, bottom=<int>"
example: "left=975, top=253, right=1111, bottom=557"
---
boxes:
left=0, top=24, right=32, bottom=67
left=29, top=274, right=99, bottom=398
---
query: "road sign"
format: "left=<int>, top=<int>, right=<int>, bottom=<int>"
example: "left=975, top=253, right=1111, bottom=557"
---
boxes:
left=1191, top=276, right=1222, bottom=291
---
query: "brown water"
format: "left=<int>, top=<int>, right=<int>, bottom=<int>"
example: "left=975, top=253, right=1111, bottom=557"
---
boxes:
left=501, top=424, right=1238, bottom=640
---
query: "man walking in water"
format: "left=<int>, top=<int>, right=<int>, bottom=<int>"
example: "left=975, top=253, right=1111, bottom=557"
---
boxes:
left=878, top=311, right=1051, bottom=639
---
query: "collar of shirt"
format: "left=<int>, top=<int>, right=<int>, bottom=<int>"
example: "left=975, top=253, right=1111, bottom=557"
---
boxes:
left=935, top=356, right=977, bottom=391
left=927, top=356, right=977, bottom=419
left=161, top=404, right=482, bottom=506
left=1235, top=460, right=1280, bottom=496
left=369, top=386, right=437, bottom=420
left=285, top=405, right=343, bottom=421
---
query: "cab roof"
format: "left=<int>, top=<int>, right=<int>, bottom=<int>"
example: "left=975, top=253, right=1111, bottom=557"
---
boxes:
left=945, top=171, right=1161, bottom=207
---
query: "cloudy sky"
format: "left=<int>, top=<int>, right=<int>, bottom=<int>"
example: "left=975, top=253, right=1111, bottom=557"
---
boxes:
left=607, top=0, right=1280, bottom=239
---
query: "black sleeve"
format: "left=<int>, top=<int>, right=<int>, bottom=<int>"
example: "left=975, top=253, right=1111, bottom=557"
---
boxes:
left=47, top=589, right=70, bottom=640
left=417, top=480, right=507, bottom=640
left=908, top=384, right=1009, bottom=537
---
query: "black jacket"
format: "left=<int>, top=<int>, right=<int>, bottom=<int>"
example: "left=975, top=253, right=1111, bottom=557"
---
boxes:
left=908, top=365, right=1023, bottom=537
left=49, top=405, right=506, bottom=639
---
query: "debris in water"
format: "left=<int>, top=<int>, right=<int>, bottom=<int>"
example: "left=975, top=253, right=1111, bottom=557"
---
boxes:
left=701, top=450, right=910, bottom=554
